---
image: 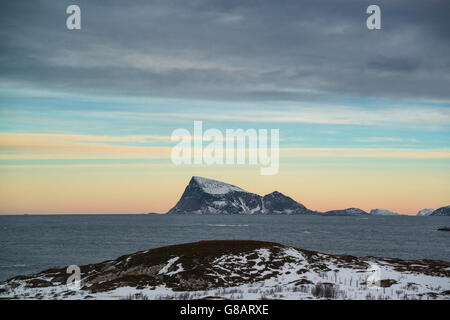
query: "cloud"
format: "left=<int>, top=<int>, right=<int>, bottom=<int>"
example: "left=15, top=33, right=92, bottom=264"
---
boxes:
left=282, top=147, right=450, bottom=160
left=1, top=132, right=448, bottom=165
left=86, top=104, right=450, bottom=127
left=0, top=133, right=170, bottom=157
left=367, top=56, right=420, bottom=73
left=0, top=0, right=450, bottom=103
left=353, top=137, right=404, bottom=143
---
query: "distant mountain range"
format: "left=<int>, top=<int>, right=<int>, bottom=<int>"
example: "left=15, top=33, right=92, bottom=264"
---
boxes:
left=324, top=208, right=369, bottom=216
left=416, top=208, right=435, bottom=216
left=429, top=205, right=450, bottom=216
left=415, top=207, right=450, bottom=216
left=164, top=176, right=449, bottom=216
left=369, top=209, right=399, bottom=216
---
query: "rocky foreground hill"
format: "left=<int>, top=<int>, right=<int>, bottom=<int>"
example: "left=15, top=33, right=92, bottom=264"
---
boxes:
left=0, top=240, right=448, bottom=300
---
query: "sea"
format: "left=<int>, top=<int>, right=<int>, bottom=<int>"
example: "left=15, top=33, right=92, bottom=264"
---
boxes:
left=0, top=214, right=449, bottom=281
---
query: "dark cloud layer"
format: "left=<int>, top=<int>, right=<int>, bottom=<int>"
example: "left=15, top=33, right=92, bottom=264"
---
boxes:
left=1, top=0, right=450, bottom=103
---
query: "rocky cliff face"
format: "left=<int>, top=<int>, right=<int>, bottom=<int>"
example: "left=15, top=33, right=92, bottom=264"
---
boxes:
left=167, top=176, right=314, bottom=215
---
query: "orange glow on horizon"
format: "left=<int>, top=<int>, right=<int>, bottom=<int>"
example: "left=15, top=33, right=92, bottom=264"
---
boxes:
left=0, top=164, right=448, bottom=215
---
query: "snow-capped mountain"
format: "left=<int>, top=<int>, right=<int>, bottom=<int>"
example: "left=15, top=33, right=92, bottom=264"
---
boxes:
left=430, top=205, right=450, bottom=216
left=369, top=209, right=399, bottom=216
left=417, top=208, right=434, bottom=216
left=324, top=208, right=369, bottom=216
left=167, top=176, right=314, bottom=215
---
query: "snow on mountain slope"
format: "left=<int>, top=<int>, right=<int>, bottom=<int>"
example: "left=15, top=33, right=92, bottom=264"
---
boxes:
left=417, top=208, right=435, bottom=216
left=192, top=176, right=247, bottom=195
left=1, top=240, right=448, bottom=300
left=370, top=209, right=399, bottom=216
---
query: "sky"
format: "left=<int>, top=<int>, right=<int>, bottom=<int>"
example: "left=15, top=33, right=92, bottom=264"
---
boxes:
left=0, top=0, right=449, bottom=214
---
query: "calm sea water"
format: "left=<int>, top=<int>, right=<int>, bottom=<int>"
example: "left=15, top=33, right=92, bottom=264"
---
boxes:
left=0, top=214, right=449, bottom=281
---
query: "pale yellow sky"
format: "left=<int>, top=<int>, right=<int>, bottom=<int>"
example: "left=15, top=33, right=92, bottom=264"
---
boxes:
left=0, top=160, right=448, bottom=215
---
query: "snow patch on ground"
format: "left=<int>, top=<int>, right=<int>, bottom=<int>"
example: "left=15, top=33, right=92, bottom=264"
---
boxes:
left=1, top=245, right=448, bottom=300
left=158, top=257, right=179, bottom=275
